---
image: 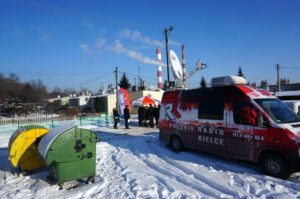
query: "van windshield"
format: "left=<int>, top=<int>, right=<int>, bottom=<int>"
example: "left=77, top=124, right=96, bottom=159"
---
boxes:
left=254, top=98, right=300, bottom=124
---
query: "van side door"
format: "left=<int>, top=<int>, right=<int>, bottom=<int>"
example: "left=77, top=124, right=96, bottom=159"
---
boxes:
left=227, top=102, right=257, bottom=160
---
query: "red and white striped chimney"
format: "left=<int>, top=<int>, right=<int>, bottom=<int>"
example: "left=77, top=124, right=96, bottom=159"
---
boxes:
left=156, top=48, right=163, bottom=89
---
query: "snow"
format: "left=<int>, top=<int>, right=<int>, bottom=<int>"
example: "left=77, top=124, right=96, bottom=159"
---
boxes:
left=0, top=121, right=300, bottom=198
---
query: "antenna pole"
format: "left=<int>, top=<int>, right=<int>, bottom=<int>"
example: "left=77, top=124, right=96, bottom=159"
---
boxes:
left=276, top=64, right=281, bottom=92
left=182, top=45, right=186, bottom=88
left=165, top=29, right=170, bottom=88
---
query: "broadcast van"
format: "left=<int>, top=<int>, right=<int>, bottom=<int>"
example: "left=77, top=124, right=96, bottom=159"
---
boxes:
left=159, top=76, right=300, bottom=179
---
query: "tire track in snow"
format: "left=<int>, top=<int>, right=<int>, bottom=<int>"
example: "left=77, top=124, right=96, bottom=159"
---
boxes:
left=149, top=139, right=300, bottom=198
left=110, top=136, right=179, bottom=198
left=148, top=138, right=247, bottom=197
left=126, top=137, right=226, bottom=198
left=150, top=147, right=242, bottom=198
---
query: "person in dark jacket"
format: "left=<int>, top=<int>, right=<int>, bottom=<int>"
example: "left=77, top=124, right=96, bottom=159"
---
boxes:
left=157, top=105, right=160, bottom=127
left=144, top=106, right=149, bottom=127
left=124, top=105, right=130, bottom=129
left=113, top=108, right=120, bottom=129
left=154, top=105, right=159, bottom=126
left=138, top=106, right=143, bottom=126
left=148, top=104, right=154, bottom=127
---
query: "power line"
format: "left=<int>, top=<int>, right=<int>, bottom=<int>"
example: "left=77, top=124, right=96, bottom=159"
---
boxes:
left=280, top=66, right=300, bottom=69
left=67, top=72, right=113, bottom=89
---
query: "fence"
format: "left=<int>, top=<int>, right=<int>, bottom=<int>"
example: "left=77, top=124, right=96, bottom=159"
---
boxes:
left=0, top=115, right=73, bottom=126
left=0, top=113, right=112, bottom=127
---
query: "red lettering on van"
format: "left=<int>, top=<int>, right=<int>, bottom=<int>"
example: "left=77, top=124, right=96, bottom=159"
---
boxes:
left=165, top=102, right=181, bottom=120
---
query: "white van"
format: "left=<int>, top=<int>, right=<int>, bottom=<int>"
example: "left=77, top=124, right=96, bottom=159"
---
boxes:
left=283, top=100, right=300, bottom=116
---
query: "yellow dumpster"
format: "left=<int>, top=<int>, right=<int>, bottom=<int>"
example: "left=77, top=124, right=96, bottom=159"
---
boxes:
left=8, top=125, right=49, bottom=171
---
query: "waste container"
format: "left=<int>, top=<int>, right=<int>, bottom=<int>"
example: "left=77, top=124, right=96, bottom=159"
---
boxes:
left=38, top=124, right=99, bottom=187
left=8, top=125, right=49, bottom=171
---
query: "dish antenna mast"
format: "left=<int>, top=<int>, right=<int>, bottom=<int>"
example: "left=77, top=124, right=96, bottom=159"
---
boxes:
left=170, top=50, right=207, bottom=89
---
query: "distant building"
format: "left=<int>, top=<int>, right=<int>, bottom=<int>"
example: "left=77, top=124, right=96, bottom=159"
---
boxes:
left=45, top=83, right=164, bottom=115
left=258, top=80, right=300, bottom=100
left=260, top=82, right=300, bottom=93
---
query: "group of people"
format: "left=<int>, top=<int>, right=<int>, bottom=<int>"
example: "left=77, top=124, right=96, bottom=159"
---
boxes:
left=112, top=103, right=160, bottom=129
left=138, top=104, right=160, bottom=128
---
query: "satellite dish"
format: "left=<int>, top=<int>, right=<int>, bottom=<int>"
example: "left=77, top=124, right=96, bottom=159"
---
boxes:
left=170, top=50, right=183, bottom=80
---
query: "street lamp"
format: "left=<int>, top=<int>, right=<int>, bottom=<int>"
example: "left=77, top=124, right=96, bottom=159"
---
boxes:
left=164, top=26, right=173, bottom=89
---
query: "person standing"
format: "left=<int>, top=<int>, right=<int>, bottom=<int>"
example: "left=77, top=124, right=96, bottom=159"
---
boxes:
left=138, top=106, right=142, bottom=126
left=124, top=105, right=130, bottom=129
left=148, top=104, right=154, bottom=128
left=154, top=105, right=159, bottom=126
left=157, top=105, right=160, bottom=127
left=113, top=108, right=120, bottom=129
left=143, top=106, right=148, bottom=127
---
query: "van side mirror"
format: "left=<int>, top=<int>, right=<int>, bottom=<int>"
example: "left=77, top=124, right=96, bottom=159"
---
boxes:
left=257, top=114, right=263, bottom=127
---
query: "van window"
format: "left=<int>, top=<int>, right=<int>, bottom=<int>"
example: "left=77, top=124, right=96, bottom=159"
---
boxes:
left=234, top=102, right=257, bottom=125
left=198, top=101, right=224, bottom=120
left=255, top=98, right=300, bottom=123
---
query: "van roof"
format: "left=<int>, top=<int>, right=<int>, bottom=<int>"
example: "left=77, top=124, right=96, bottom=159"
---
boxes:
left=163, top=85, right=275, bottom=101
left=235, top=85, right=275, bottom=99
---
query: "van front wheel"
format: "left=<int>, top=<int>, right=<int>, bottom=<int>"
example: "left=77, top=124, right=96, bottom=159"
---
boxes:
left=259, top=154, right=290, bottom=179
left=170, top=136, right=183, bottom=152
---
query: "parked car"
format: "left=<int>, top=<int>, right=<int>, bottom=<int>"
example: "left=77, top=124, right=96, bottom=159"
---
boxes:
left=283, top=100, right=300, bottom=116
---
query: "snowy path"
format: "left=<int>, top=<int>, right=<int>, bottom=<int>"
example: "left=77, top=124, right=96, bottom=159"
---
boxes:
left=0, top=125, right=300, bottom=198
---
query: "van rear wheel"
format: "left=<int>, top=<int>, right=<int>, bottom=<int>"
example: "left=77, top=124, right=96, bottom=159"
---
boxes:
left=259, top=154, right=290, bottom=179
left=170, top=136, right=183, bottom=152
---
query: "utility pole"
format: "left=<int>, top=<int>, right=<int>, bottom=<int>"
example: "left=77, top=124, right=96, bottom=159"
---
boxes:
left=134, top=77, right=136, bottom=91
left=138, top=66, right=140, bottom=90
left=276, top=64, right=281, bottom=92
left=115, top=66, right=119, bottom=111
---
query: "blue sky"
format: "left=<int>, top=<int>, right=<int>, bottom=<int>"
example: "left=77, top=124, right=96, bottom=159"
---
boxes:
left=1, top=0, right=300, bottom=92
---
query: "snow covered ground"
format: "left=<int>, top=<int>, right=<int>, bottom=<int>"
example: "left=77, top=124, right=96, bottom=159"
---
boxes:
left=0, top=122, right=300, bottom=198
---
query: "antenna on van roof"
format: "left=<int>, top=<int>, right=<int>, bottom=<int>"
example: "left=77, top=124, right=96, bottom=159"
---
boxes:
left=169, top=50, right=207, bottom=89
left=181, top=60, right=207, bottom=88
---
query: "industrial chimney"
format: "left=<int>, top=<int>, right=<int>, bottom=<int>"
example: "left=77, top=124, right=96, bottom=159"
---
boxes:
left=156, top=48, right=163, bottom=89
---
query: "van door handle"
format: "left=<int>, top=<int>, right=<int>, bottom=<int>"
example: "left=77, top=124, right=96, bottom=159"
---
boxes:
left=230, top=128, right=239, bottom=131
left=219, top=126, right=225, bottom=129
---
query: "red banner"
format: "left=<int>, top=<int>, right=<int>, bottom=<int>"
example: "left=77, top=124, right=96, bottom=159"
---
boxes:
left=120, top=88, right=130, bottom=113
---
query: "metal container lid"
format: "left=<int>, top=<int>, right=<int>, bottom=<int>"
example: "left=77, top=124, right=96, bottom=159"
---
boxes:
left=38, top=123, right=75, bottom=160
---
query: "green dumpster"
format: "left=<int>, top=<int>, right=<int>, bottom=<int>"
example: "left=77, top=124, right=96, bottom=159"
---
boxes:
left=38, top=124, right=99, bottom=187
